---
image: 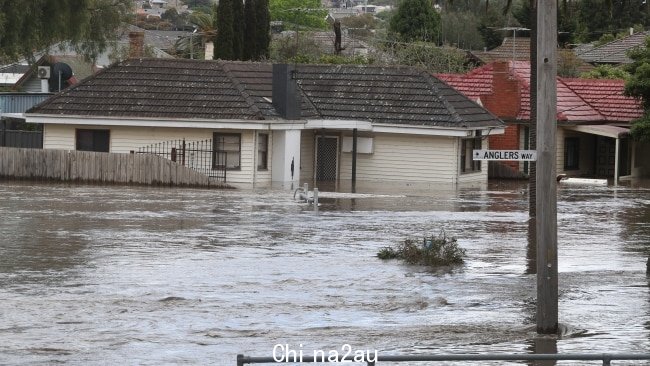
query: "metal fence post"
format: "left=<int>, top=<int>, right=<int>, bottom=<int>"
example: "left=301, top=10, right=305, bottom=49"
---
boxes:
left=181, top=139, right=186, bottom=166
left=313, top=188, right=319, bottom=213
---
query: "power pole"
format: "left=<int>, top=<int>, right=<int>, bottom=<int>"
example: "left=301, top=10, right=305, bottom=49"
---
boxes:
left=536, top=0, right=558, bottom=334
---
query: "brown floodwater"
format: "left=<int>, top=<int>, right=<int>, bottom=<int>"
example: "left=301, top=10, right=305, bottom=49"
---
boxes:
left=0, top=180, right=649, bottom=365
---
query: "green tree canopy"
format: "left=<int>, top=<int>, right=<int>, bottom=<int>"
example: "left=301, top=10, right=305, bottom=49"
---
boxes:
left=581, top=64, right=630, bottom=79
left=0, top=0, right=133, bottom=63
left=389, top=0, right=440, bottom=42
left=270, top=0, right=327, bottom=29
left=215, top=0, right=235, bottom=59
left=255, top=0, right=271, bottom=59
left=624, top=36, right=650, bottom=141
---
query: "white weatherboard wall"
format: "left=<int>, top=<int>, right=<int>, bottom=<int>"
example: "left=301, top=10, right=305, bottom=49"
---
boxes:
left=43, top=124, right=265, bottom=185
left=339, top=133, right=461, bottom=184
left=300, top=130, right=315, bottom=182
left=271, top=130, right=301, bottom=183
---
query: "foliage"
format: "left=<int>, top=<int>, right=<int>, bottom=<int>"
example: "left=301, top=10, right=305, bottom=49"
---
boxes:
left=389, top=0, right=440, bottom=42
left=232, top=0, right=245, bottom=59
left=182, top=0, right=212, bottom=8
left=574, top=0, right=649, bottom=43
left=270, top=0, right=327, bottom=30
left=476, top=6, right=509, bottom=50
left=255, top=0, right=271, bottom=59
left=0, top=0, right=134, bottom=63
left=244, top=0, right=258, bottom=60
left=382, top=42, right=471, bottom=73
left=557, top=49, right=583, bottom=77
left=108, top=42, right=157, bottom=63
left=629, top=113, right=650, bottom=143
left=377, top=231, right=466, bottom=267
left=172, top=8, right=217, bottom=59
left=624, top=36, right=650, bottom=141
left=215, top=0, right=235, bottom=59
left=439, top=11, right=485, bottom=50
left=270, top=32, right=322, bottom=61
left=580, top=64, right=630, bottom=80
left=340, top=14, right=379, bottom=30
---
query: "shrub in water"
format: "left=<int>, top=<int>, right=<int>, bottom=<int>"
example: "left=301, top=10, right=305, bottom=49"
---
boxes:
left=378, top=231, right=466, bottom=267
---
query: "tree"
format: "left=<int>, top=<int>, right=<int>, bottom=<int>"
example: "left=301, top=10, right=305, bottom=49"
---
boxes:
left=384, top=42, right=470, bottom=73
left=581, top=64, right=630, bottom=79
left=0, top=0, right=133, bottom=64
left=232, top=0, right=245, bottom=60
left=172, top=8, right=217, bottom=59
left=215, top=0, right=235, bottom=59
left=255, top=0, right=271, bottom=59
left=389, top=0, right=440, bottom=42
left=244, top=0, right=257, bottom=60
left=270, top=0, right=327, bottom=30
left=624, top=36, right=650, bottom=141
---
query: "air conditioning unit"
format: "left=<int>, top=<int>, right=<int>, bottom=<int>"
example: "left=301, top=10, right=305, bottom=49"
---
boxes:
left=37, top=66, right=51, bottom=79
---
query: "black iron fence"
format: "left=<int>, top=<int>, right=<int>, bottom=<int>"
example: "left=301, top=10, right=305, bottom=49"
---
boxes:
left=0, top=130, right=43, bottom=149
left=135, top=139, right=227, bottom=182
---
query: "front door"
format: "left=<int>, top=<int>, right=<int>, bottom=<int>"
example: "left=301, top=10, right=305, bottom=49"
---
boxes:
left=315, top=136, right=338, bottom=181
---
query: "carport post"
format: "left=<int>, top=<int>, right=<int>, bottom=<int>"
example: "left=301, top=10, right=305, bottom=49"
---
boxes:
left=614, top=138, right=620, bottom=185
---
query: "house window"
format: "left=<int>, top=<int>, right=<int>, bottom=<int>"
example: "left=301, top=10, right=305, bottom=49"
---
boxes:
left=564, top=137, right=580, bottom=170
left=76, top=129, right=110, bottom=152
left=257, top=133, right=268, bottom=170
left=213, top=133, right=241, bottom=170
left=460, top=136, right=482, bottom=173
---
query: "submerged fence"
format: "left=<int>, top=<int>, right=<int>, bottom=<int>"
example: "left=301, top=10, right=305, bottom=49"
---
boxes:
left=0, top=147, right=230, bottom=188
left=136, top=139, right=226, bottom=182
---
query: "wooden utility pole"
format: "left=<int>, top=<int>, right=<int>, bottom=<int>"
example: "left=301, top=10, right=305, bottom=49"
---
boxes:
left=536, top=0, right=558, bottom=334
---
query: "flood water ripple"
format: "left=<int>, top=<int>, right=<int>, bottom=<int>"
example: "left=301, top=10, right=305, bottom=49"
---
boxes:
left=0, top=181, right=649, bottom=365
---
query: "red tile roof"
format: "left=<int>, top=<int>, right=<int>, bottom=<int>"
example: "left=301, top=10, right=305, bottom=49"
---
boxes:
left=437, top=60, right=641, bottom=123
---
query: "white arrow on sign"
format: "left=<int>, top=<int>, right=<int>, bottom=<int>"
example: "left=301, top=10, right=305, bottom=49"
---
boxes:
left=473, top=150, right=537, bottom=161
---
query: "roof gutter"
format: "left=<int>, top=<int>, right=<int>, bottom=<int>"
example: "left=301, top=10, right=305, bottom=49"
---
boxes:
left=24, top=114, right=307, bottom=130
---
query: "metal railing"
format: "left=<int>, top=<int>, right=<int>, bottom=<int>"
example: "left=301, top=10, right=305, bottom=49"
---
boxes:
left=237, top=352, right=650, bottom=365
left=135, top=138, right=226, bottom=182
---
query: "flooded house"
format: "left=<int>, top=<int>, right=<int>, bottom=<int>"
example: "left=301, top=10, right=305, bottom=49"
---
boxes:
left=437, top=61, right=648, bottom=182
left=24, top=58, right=504, bottom=187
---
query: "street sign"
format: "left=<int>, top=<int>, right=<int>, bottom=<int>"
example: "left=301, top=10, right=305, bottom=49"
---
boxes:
left=473, top=150, right=537, bottom=161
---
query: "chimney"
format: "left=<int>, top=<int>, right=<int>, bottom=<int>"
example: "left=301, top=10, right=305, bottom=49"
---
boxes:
left=480, top=61, right=521, bottom=119
left=272, top=64, right=301, bottom=120
left=630, top=27, right=634, bottom=36
left=128, top=31, right=145, bottom=58
left=205, top=41, right=214, bottom=60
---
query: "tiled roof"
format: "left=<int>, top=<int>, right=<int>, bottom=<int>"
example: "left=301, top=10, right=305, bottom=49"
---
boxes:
left=561, top=78, right=642, bottom=121
left=577, top=31, right=650, bottom=64
left=29, top=58, right=503, bottom=129
left=437, top=60, right=641, bottom=123
left=294, top=64, right=501, bottom=127
left=29, top=59, right=267, bottom=120
left=472, top=37, right=531, bottom=63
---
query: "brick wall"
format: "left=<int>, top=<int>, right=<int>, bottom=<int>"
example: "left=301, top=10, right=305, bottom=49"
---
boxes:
left=481, top=62, right=521, bottom=119
left=482, top=62, right=522, bottom=170
left=489, top=125, right=520, bottom=169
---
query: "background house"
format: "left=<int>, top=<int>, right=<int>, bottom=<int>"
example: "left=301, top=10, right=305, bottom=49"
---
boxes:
left=25, top=58, right=504, bottom=188
left=576, top=31, right=650, bottom=66
left=438, top=60, right=647, bottom=182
